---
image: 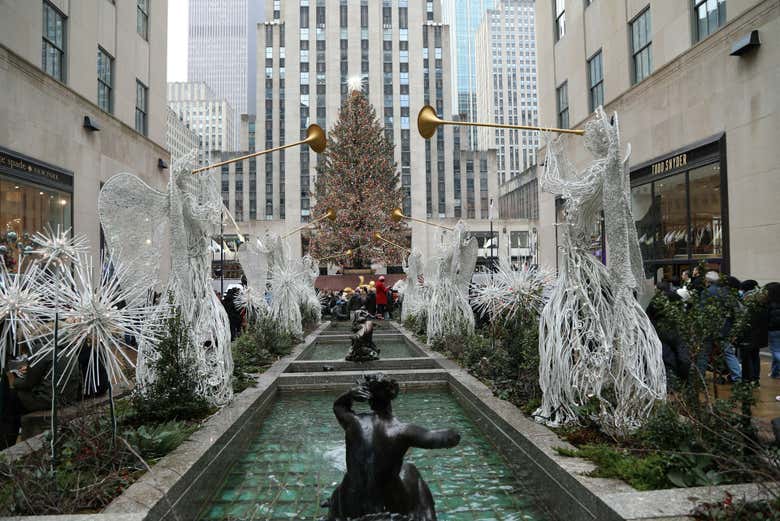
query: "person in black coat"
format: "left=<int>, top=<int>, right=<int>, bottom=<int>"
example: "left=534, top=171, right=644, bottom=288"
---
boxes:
left=736, top=280, right=768, bottom=385
left=222, top=287, right=243, bottom=341
left=646, top=290, right=691, bottom=390
left=767, top=282, right=780, bottom=379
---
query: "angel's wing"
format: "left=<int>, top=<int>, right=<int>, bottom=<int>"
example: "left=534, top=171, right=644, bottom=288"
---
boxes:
left=454, top=236, right=478, bottom=293
left=98, top=172, right=169, bottom=303
left=239, top=239, right=269, bottom=290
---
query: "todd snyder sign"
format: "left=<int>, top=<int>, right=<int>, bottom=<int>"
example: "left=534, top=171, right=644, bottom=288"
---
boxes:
left=0, top=146, right=73, bottom=191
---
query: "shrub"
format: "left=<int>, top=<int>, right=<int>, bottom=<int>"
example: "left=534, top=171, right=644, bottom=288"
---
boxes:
left=692, top=494, right=780, bottom=521
left=130, top=304, right=212, bottom=424
left=123, top=420, right=198, bottom=461
left=231, top=314, right=293, bottom=393
left=403, top=313, right=427, bottom=339
left=556, top=444, right=671, bottom=491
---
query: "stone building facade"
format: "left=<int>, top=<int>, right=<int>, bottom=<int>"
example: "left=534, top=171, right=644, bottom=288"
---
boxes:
left=165, top=106, right=201, bottom=166
left=0, top=0, right=169, bottom=265
left=535, top=0, right=779, bottom=283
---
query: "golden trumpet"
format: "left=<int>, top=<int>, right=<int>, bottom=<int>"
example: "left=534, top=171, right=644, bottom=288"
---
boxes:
left=192, top=124, right=326, bottom=174
left=417, top=105, right=585, bottom=139
left=390, top=207, right=454, bottom=231
left=319, top=248, right=354, bottom=262
left=373, top=232, right=411, bottom=253
left=281, top=207, right=337, bottom=238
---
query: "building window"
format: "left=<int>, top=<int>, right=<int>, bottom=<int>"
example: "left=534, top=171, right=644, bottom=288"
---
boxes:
left=97, top=47, right=113, bottom=113
left=556, top=82, right=569, bottom=129
left=137, top=0, right=149, bottom=40
left=135, top=80, right=148, bottom=136
left=694, top=0, right=726, bottom=41
left=588, top=50, right=603, bottom=112
left=554, top=0, right=565, bottom=41
left=42, top=1, right=65, bottom=82
left=630, top=8, right=652, bottom=84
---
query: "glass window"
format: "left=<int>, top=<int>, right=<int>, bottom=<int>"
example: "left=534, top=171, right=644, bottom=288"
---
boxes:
left=631, top=183, right=656, bottom=262
left=694, top=0, right=726, bottom=41
left=688, top=163, right=722, bottom=258
left=654, top=174, right=688, bottom=260
left=137, top=0, right=149, bottom=40
left=135, top=80, right=148, bottom=136
left=97, top=47, right=113, bottom=113
left=588, top=50, right=603, bottom=112
left=630, top=8, right=652, bottom=84
left=510, top=231, right=529, bottom=248
left=556, top=82, right=569, bottom=128
left=555, top=0, right=565, bottom=41
left=42, top=1, right=65, bottom=81
left=0, top=176, right=72, bottom=268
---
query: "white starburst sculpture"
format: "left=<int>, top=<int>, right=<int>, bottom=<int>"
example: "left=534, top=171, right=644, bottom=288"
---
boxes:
left=299, top=254, right=322, bottom=324
left=31, top=224, right=89, bottom=269
left=98, top=150, right=233, bottom=406
left=31, top=255, right=161, bottom=394
left=425, top=221, right=478, bottom=341
left=535, top=107, right=665, bottom=436
left=0, top=259, right=49, bottom=369
left=236, top=238, right=270, bottom=321
left=262, top=233, right=306, bottom=338
left=472, top=258, right=553, bottom=322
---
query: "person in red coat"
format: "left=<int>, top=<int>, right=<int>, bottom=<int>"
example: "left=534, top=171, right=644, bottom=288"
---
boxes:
left=375, top=276, right=388, bottom=319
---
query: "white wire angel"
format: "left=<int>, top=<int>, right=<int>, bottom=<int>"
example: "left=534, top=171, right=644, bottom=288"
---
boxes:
left=236, top=237, right=270, bottom=322
left=400, top=248, right=425, bottom=323
left=98, top=150, right=233, bottom=406
left=535, top=107, right=665, bottom=435
left=425, top=221, right=478, bottom=341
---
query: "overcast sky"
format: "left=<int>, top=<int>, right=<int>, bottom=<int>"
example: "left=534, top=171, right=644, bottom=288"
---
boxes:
left=167, top=0, right=188, bottom=82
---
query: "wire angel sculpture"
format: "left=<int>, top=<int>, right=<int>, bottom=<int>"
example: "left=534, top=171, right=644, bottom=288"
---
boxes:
left=471, top=258, right=553, bottom=323
left=262, top=232, right=305, bottom=338
left=535, top=107, right=665, bottom=436
left=30, top=254, right=161, bottom=394
left=0, top=258, right=50, bottom=369
left=236, top=237, right=270, bottom=322
left=400, top=248, right=425, bottom=323
left=425, top=221, right=478, bottom=341
left=97, top=150, right=234, bottom=406
left=299, top=254, right=322, bottom=324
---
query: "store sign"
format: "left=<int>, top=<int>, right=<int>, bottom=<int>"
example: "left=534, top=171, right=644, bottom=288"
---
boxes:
left=0, top=148, right=72, bottom=188
left=650, top=153, right=688, bottom=176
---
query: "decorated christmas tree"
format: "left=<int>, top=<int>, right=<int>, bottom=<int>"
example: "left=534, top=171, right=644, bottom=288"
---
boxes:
left=309, top=81, right=407, bottom=267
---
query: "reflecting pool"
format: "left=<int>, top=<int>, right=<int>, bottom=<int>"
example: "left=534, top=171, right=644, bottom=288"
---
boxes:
left=200, top=390, right=553, bottom=520
left=300, top=339, right=420, bottom=360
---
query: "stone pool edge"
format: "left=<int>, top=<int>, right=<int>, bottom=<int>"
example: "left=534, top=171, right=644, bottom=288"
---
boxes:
left=392, top=321, right=775, bottom=521
left=0, top=321, right=331, bottom=521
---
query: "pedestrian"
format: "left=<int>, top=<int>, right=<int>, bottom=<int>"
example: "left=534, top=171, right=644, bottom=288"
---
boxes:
left=375, top=276, right=388, bottom=319
left=696, top=271, right=742, bottom=383
left=736, top=280, right=768, bottom=385
left=365, top=286, right=377, bottom=316
left=222, top=286, right=243, bottom=341
left=767, top=282, right=780, bottom=379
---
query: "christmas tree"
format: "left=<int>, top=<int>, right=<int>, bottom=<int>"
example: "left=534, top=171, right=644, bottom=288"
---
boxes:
left=309, top=83, right=407, bottom=267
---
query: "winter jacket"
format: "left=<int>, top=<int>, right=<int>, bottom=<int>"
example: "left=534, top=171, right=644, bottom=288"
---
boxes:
left=375, top=280, right=388, bottom=305
left=769, top=301, right=780, bottom=332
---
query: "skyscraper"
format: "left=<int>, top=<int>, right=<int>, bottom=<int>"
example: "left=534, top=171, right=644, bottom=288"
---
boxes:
left=475, top=0, right=538, bottom=184
left=188, top=0, right=247, bottom=150
left=441, top=0, right=494, bottom=135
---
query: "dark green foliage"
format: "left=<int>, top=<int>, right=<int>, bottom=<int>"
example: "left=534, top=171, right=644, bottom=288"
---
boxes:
left=122, top=421, right=198, bottom=461
left=0, top=412, right=195, bottom=515
left=130, top=304, right=212, bottom=423
left=555, top=445, right=670, bottom=491
left=638, top=402, right=695, bottom=450
left=403, top=313, right=427, bottom=339
left=692, top=494, right=780, bottom=521
left=231, top=314, right=294, bottom=393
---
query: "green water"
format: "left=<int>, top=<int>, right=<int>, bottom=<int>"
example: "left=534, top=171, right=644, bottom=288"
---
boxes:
left=200, top=390, right=550, bottom=521
left=300, top=340, right=420, bottom=360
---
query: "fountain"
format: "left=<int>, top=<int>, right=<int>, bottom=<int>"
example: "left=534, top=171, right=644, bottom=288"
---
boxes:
left=345, top=310, right=380, bottom=362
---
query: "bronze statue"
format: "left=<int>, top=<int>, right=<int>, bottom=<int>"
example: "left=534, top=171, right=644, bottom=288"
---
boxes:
left=326, top=374, right=461, bottom=521
left=346, top=310, right=380, bottom=362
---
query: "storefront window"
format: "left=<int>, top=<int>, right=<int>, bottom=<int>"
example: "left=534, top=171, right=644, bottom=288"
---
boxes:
left=0, top=175, right=72, bottom=266
left=688, top=163, right=722, bottom=258
left=655, top=174, right=688, bottom=260
left=631, top=183, right=656, bottom=263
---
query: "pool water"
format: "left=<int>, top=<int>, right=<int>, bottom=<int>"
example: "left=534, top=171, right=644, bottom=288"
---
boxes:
left=200, top=390, right=551, bottom=521
left=300, top=340, right=420, bottom=360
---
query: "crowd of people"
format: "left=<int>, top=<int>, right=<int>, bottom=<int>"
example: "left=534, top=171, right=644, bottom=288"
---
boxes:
left=648, top=268, right=780, bottom=391
left=321, top=276, right=400, bottom=322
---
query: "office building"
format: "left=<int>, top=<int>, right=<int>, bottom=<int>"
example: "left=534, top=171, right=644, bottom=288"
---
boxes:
left=0, top=0, right=169, bottom=264
left=475, top=0, right=539, bottom=184
left=535, top=0, right=779, bottom=283
left=166, top=106, right=201, bottom=165
left=167, top=81, right=237, bottom=164
left=188, top=0, right=248, bottom=148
